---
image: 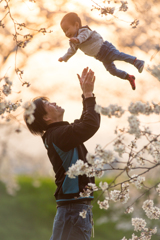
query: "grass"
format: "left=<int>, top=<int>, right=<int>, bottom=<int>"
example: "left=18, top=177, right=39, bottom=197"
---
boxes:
left=0, top=176, right=158, bottom=240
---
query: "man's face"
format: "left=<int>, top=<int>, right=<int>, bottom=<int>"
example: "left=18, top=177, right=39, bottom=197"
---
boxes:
left=43, top=100, right=64, bottom=123
left=61, top=21, right=79, bottom=38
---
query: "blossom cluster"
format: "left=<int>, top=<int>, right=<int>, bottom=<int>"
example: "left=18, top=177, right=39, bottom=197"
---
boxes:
left=130, top=175, right=145, bottom=189
left=91, top=0, right=128, bottom=15
left=146, top=140, right=160, bottom=163
left=119, top=1, right=128, bottom=12
left=128, top=101, right=160, bottom=115
left=97, top=198, right=109, bottom=210
left=0, top=76, right=22, bottom=120
left=96, top=101, right=160, bottom=117
left=95, top=101, right=160, bottom=139
left=95, top=104, right=125, bottom=118
left=121, top=217, right=157, bottom=240
left=125, top=206, right=134, bottom=214
left=66, top=144, right=116, bottom=179
left=122, top=228, right=157, bottom=240
left=110, top=183, right=130, bottom=204
left=128, top=115, right=141, bottom=138
left=132, top=218, right=147, bottom=232
left=114, top=137, right=125, bottom=157
left=147, top=64, right=160, bottom=82
left=23, top=101, right=36, bottom=124
left=2, top=77, right=12, bottom=96
left=79, top=209, right=87, bottom=218
left=0, top=100, right=21, bottom=116
left=142, top=199, right=160, bottom=219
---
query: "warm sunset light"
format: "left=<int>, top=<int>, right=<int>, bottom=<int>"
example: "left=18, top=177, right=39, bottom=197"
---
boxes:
left=1, top=1, right=160, bottom=239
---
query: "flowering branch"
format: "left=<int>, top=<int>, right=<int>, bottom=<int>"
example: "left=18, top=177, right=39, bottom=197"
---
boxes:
left=91, top=0, right=139, bottom=28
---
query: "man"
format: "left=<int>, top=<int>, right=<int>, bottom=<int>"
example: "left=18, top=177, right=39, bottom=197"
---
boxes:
left=24, top=67, right=100, bottom=240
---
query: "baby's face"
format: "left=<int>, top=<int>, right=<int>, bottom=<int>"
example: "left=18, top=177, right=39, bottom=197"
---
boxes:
left=61, top=21, right=79, bottom=38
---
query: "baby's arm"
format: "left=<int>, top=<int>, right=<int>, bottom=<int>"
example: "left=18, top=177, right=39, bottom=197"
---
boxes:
left=69, top=37, right=79, bottom=44
left=58, top=44, right=77, bottom=62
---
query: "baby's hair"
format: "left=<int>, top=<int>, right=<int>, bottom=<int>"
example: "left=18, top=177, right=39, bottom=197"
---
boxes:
left=61, top=12, right=82, bottom=27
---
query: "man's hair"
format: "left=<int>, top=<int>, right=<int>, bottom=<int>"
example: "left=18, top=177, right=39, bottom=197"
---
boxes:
left=24, top=97, right=49, bottom=136
left=61, top=12, right=82, bottom=27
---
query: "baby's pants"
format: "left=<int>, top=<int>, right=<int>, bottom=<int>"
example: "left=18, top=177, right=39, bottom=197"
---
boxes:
left=96, top=41, right=136, bottom=79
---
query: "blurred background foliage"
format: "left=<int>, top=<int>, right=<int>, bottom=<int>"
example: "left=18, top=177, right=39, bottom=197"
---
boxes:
left=0, top=177, right=159, bottom=240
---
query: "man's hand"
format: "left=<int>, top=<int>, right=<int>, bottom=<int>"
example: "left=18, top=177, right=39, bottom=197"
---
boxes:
left=58, top=57, right=64, bottom=62
left=77, top=67, right=95, bottom=98
left=69, top=37, right=79, bottom=44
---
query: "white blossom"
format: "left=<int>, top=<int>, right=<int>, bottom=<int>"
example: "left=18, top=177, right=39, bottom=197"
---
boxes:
left=80, top=189, right=92, bottom=198
left=147, top=64, right=160, bottom=82
left=95, top=169, right=104, bottom=178
left=128, top=115, right=141, bottom=138
left=101, top=7, right=115, bottom=15
left=79, top=209, right=87, bottom=218
left=95, top=145, right=114, bottom=164
left=66, top=160, right=89, bottom=178
left=99, top=181, right=108, bottom=191
left=130, top=175, right=145, bottom=189
left=88, top=183, right=98, bottom=191
left=4, top=77, right=12, bottom=85
left=132, top=218, right=147, bottom=232
left=114, top=139, right=125, bottom=157
left=135, top=156, right=145, bottom=166
left=142, top=200, right=154, bottom=211
left=97, top=198, right=109, bottom=210
left=94, top=158, right=104, bottom=168
left=110, top=189, right=130, bottom=204
left=26, top=114, right=35, bottom=124
left=128, top=101, right=146, bottom=115
left=125, top=206, right=134, bottom=214
left=94, top=104, right=102, bottom=114
left=152, top=101, right=160, bottom=114
left=23, top=101, right=36, bottom=124
left=119, top=1, right=128, bottom=12
left=2, top=84, right=12, bottom=96
left=95, top=104, right=124, bottom=118
left=151, top=227, right=157, bottom=234
left=86, top=152, right=95, bottom=165
left=23, top=101, right=36, bottom=115
left=0, top=101, right=6, bottom=115
left=142, top=199, right=160, bottom=219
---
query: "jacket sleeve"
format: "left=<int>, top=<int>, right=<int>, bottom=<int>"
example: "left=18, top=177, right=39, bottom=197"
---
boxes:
left=49, top=97, right=100, bottom=152
left=74, top=95, right=86, bottom=124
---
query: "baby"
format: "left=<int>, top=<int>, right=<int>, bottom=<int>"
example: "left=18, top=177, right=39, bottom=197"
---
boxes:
left=58, top=12, right=145, bottom=90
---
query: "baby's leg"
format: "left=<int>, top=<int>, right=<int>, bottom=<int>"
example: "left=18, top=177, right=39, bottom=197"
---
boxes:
left=103, top=62, right=128, bottom=79
left=108, top=48, right=136, bottom=64
left=103, top=62, right=136, bottom=90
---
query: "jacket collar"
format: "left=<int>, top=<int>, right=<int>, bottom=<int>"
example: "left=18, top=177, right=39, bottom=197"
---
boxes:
left=46, top=121, right=69, bottom=130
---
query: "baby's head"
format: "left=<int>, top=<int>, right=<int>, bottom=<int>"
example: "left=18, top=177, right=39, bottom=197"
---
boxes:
left=60, top=12, right=82, bottom=38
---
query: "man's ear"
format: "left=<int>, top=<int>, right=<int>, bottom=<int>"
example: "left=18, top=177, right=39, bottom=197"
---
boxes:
left=43, top=115, right=51, bottom=122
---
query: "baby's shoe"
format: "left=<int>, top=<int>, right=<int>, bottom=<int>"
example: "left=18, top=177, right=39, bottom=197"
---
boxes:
left=134, top=58, right=145, bottom=73
left=126, top=74, right=136, bottom=90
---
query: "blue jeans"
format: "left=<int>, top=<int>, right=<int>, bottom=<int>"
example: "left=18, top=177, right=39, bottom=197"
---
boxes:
left=50, top=204, right=93, bottom=240
left=96, top=41, right=136, bottom=79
